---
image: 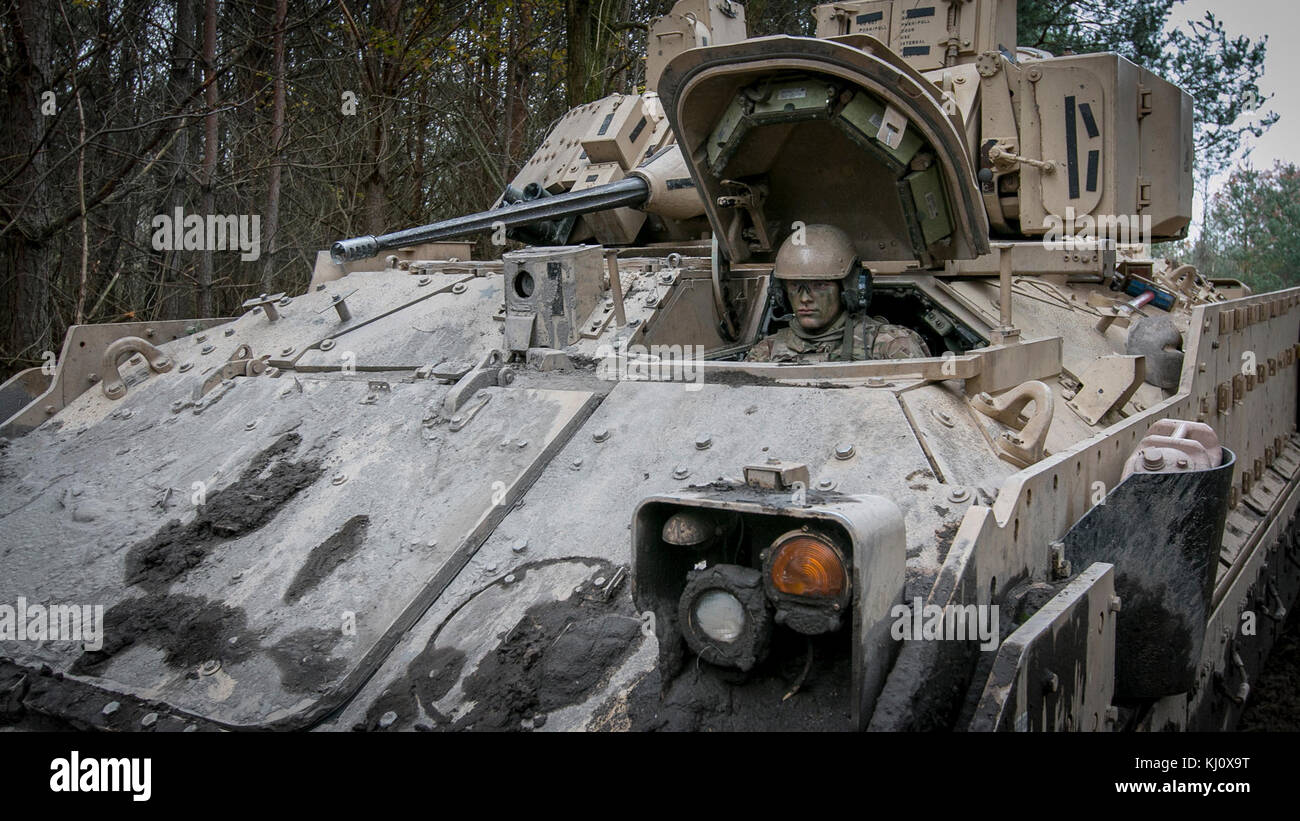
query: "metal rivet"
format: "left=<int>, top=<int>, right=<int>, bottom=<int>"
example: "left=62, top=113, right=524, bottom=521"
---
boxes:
left=817, top=478, right=836, bottom=491
left=280, top=346, right=295, bottom=357
left=592, top=428, right=610, bottom=443
left=331, top=473, right=347, bottom=485
left=834, top=442, right=855, bottom=460
left=378, top=711, right=397, bottom=729
left=570, top=457, right=583, bottom=470
left=695, top=433, right=712, bottom=450
left=201, top=345, right=215, bottom=355
left=673, top=466, right=690, bottom=480
left=224, top=328, right=235, bottom=337
left=452, top=282, right=468, bottom=294
left=278, top=296, right=292, bottom=306
left=320, top=338, right=336, bottom=351
left=515, top=439, right=528, bottom=449
left=179, top=362, right=193, bottom=372
left=512, top=539, right=528, bottom=553
left=101, top=701, right=120, bottom=716
left=503, top=574, right=517, bottom=585
left=141, top=712, right=158, bottom=728
left=245, top=421, right=257, bottom=431
left=196, top=335, right=208, bottom=344
left=594, top=576, right=607, bottom=586
left=417, top=276, right=431, bottom=286
left=947, top=487, right=971, bottom=504
left=198, top=660, right=221, bottom=676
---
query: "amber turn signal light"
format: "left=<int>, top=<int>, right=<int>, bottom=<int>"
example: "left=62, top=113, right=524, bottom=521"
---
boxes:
left=768, top=533, right=847, bottom=597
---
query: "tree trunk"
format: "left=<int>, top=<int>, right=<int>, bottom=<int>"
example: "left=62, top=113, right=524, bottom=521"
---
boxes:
left=160, top=0, right=199, bottom=320
left=198, top=0, right=217, bottom=316
left=1, top=0, right=54, bottom=367
left=261, top=0, right=287, bottom=291
left=504, top=1, right=533, bottom=180
left=565, top=0, right=592, bottom=107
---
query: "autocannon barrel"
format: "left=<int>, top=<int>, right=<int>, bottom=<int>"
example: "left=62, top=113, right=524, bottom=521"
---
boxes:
left=330, top=176, right=650, bottom=264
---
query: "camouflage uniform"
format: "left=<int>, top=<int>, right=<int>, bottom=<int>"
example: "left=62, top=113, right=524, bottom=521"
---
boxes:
left=745, top=311, right=930, bottom=363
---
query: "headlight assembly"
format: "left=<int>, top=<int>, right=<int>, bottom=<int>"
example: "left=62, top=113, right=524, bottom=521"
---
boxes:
left=677, top=564, right=773, bottom=672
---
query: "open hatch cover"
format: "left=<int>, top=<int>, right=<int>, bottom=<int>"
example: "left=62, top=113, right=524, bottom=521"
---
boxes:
left=658, top=35, right=989, bottom=267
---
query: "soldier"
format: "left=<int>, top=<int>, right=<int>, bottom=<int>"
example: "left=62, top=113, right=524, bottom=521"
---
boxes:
left=745, top=224, right=930, bottom=362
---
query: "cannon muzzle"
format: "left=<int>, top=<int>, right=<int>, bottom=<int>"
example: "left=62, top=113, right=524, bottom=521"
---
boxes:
left=330, top=176, right=650, bottom=264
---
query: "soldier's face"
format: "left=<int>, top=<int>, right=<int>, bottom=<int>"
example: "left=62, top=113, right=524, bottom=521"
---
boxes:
left=786, top=279, right=842, bottom=331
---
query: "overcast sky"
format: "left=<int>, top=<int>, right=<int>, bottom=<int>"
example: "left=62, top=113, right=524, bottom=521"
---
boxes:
left=1166, top=1, right=1298, bottom=219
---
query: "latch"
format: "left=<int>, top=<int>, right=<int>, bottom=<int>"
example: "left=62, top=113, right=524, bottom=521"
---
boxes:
left=1137, top=84, right=1153, bottom=119
left=716, top=179, right=772, bottom=251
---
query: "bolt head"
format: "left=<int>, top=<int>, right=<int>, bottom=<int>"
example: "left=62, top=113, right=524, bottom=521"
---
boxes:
left=592, top=428, right=610, bottom=443
left=834, top=442, right=855, bottom=460
left=695, top=433, right=712, bottom=450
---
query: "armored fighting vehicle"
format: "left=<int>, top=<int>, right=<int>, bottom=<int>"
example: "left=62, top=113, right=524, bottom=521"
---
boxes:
left=2, top=0, right=1296, bottom=732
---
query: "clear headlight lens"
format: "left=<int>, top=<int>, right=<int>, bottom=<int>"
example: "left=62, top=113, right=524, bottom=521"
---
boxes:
left=692, top=589, right=746, bottom=643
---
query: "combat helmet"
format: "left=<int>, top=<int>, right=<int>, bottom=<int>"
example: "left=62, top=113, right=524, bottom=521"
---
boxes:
left=773, top=224, right=857, bottom=281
